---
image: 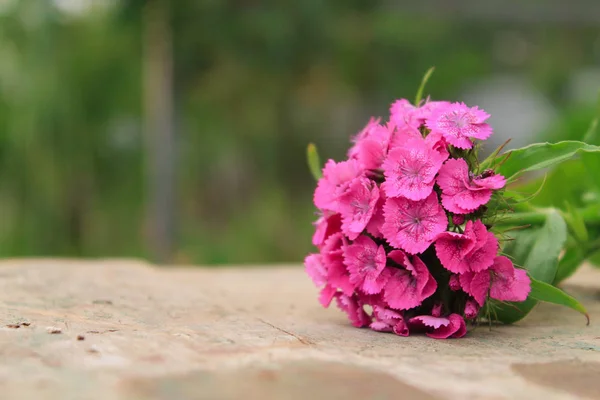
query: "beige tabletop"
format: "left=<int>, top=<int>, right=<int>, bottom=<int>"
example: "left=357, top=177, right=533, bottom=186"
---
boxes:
left=0, top=259, right=599, bottom=400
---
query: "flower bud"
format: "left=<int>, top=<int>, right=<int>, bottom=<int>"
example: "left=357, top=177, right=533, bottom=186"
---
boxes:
left=464, top=299, right=480, bottom=320
left=452, top=215, right=465, bottom=226
left=449, top=275, right=461, bottom=291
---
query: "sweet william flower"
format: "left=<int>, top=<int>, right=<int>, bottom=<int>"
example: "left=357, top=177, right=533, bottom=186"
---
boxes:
left=408, top=314, right=467, bottom=339
left=383, top=250, right=437, bottom=310
left=349, top=122, right=393, bottom=170
left=382, top=192, right=448, bottom=254
left=459, top=256, right=531, bottom=306
left=382, top=137, right=447, bottom=201
left=437, top=158, right=506, bottom=214
left=314, top=159, right=362, bottom=211
left=343, top=235, right=389, bottom=295
left=348, top=117, right=382, bottom=159
left=434, top=220, right=498, bottom=274
left=305, top=90, right=544, bottom=339
left=338, top=177, right=380, bottom=240
left=425, top=102, right=493, bottom=149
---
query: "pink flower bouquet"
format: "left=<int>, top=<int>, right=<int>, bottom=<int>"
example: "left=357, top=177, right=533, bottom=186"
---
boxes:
left=305, top=69, right=599, bottom=338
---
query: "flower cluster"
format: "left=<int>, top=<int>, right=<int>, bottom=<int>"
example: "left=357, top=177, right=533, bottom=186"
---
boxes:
left=305, top=100, right=531, bottom=339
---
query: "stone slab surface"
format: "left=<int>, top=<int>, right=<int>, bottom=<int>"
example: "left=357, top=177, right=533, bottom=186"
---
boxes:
left=1, top=259, right=600, bottom=400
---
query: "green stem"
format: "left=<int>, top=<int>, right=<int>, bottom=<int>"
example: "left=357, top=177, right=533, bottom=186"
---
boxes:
left=495, top=204, right=600, bottom=227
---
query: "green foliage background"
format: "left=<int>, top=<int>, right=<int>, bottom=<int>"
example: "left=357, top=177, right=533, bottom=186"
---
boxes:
left=0, top=0, right=598, bottom=264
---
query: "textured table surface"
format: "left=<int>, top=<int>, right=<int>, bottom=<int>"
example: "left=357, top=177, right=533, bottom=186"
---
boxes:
left=1, top=259, right=600, bottom=400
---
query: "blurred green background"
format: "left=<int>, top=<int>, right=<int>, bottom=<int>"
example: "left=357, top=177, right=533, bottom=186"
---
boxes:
left=0, top=0, right=598, bottom=265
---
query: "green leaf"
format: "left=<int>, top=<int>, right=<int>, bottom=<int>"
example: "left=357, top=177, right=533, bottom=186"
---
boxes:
left=562, top=202, right=589, bottom=243
left=306, top=143, right=322, bottom=181
left=414, top=67, right=435, bottom=106
left=554, top=245, right=586, bottom=284
left=493, top=209, right=567, bottom=323
left=581, top=152, right=600, bottom=192
left=529, top=278, right=589, bottom=325
left=493, top=141, right=600, bottom=180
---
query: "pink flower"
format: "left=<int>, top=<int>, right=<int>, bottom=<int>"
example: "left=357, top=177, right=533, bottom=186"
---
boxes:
left=338, top=177, right=380, bottom=240
left=349, top=122, right=393, bottom=170
left=312, top=212, right=342, bottom=247
left=464, top=299, right=480, bottom=319
left=437, top=158, right=506, bottom=214
left=425, top=102, right=493, bottom=149
left=304, top=254, right=336, bottom=307
left=382, top=137, right=447, bottom=201
left=434, top=220, right=498, bottom=274
left=321, top=233, right=354, bottom=296
left=381, top=192, right=448, bottom=254
left=343, top=236, right=389, bottom=295
left=389, top=99, right=420, bottom=131
left=414, top=100, right=452, bottom=123
left=383, top=250, right=437, bottom=310
left=408, top=314, right=467, bottom=339
left=370, top=306, right=409, bottom=336
left=348, top=117, right=382, bottom=159
left=459, top=256, right=531, bottom=306
left=314, top=159, right=362, bottom=211
left=335, top=293, right=371, bottom=328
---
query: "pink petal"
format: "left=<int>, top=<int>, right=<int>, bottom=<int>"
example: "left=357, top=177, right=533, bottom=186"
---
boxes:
left=321, top=233, right=354, bottom=296
left=424, top=130, right=450, bottom=160
left=335, top=293, right=371, bottom=328
left=314, top=159, right=362, bottom=211
left=472, top=173, right=506, bottom=190
left=408, top=314, right=467, bottom=339
left=319, top=285, right=337, bottom=307
left=351, top=123, right=393, bottom=170
left=452, top=187, right=493, bottom=213
left=370, top=306, right=410, bottom=336
left=489, top=256, right=531, bottom=302
left=426, top=314, right=467, bottom=339
left=409, top=315, right=449, bottom=329
left=312, top=212, right=342, bottom=247
left=434, top=231, right=477, bottom=274
left=383, top=250, right=437, bottom=310
left=437, top=158, right=470, bottom=197
left=370, top=321, right=392, bottom=332
left=389, top=99, right=421, bottom=131
left=304, top=254, right=327, bottom=287
left=348, top=117, right=383, bottom=159
left=339, top=177, right=380, bottom=240
left=366, top=191, right=386, bottom=238
left=459, top=271, right=490, bottom=306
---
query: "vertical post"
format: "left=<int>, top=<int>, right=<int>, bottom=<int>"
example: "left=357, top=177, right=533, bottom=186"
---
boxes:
left=142, top=0, right=175, bottom=263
